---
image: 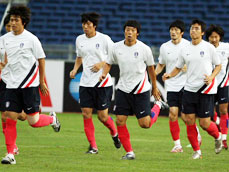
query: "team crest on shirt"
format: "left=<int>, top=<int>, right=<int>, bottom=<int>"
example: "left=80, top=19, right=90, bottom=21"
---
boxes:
left=95, top=43, right=100, bottom=49
left=200, top=51, right=204, bottom=57
left=134, top=52, right=139, bottom=58
left=221, top=51, right=225, bottom=56
left=20, top=43, right=24, bottom=48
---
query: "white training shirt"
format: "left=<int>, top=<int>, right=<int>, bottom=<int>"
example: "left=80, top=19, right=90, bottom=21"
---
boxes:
left=1, top=29, right=46, bottom=89
left=107, top=40, right=155, bottom=94
left=176, top=40, right=221, bottom=94
left=76, top=31, right=113, bottom=87
left=159, top=38, right=189, bottom=92
left=215, top=42, right=229, bottom=87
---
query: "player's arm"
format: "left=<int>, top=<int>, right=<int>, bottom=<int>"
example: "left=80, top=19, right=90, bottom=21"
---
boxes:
left=38, top=58, right=49, bottom=96
left=70, top=57, right=82, bottom=79
left=204, top=64, right=222, bottom=85
left=0, top=52, right=8, bottom=71
left=148, top=65, right=161, bottom=101
left=155, top=63, right=165, bottom=75
left=162, top=67, right=182, bottom=81
left=100, top=63, right=111, bottom=82
left=90, top=61, right=105, bottom=73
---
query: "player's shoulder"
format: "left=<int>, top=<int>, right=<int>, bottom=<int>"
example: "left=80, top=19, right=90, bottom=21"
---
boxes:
left=137, top=40, right=151, bottom=51
left=219, top=42, right=229, bottom=49
left=202, top=40, right=215, bottom=50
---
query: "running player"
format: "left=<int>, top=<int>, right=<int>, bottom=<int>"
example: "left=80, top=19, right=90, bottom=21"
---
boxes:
left=156, top=20, right=201, bottom=152
left=206, top=25, right=229, bottom=149
left=69, top=12, right=121, bottom=154
left=163, top=19, right=222, bottom=159
left=0, top=6, right=61, bottom=165
left=100, top=20, right=168, bottom=160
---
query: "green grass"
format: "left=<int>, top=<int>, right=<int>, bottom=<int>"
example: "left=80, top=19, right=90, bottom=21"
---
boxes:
left=0, top=113, right=228, bottom=172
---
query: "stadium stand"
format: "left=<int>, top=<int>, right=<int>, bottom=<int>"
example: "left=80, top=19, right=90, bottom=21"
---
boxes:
left=0, top=0, right=229, bottom=59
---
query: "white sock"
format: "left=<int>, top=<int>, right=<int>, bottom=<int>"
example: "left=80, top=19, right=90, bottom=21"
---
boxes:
left=174, top=139, right=181, bottom=147
left=222, top=134, right=227, bottom=141
left=155, top=101, right=162, bottom=108
left=196, top=150, right=201, bottom=155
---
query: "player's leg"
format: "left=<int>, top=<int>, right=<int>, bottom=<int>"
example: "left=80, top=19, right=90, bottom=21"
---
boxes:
left=217, top=86, right=229, bottom=149
left=96, top=86, right=120, bottom=149
left=198, top=94, right=222, bottom=154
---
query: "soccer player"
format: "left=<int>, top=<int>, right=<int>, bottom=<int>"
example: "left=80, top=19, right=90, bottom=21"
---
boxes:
left=69, top=12, right=121, bottom=154
left=0, top=14, right=27, bottom=156
left=206, top=25, right=229, bottom=149
left=0, top=6, right=61, bottom=165
left=163, top=19, right=222, bottom=159
left=100, top=20, right=168, bottom=160
left=156, top=20, right=201, bottom=152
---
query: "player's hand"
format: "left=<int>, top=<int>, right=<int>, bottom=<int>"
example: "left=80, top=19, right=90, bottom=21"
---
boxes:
left=40, top=82, right=49, bottom=96
left=99, top=74, right=106, bottom=82
left=204, top=74, right=213, bottom=85
left=70, top=69, right=77, bottom=79
left=162, top=73, right=171, bottom=81
left=91, top=62, right=103, bottom=73
left=152, top=87, right=161, bottom=101
left=181, top=65, right=187, bottom=72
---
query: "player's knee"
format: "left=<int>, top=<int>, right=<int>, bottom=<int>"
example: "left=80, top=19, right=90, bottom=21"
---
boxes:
left=219, top=108, right=228, bottom=115
left=116, top=119, right=125, bottom=126
left=97, top=115, right=107, bottom=123
left=199, top=120, right=209, bottom=130
left=169, top=112, right=178, bottom=121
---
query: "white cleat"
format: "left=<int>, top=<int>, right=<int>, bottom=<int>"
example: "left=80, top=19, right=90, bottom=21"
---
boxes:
left=192, top=151, right=202, bottom=159
left=121, top=152, right=135, bottom=160
left=50, top=112, right=61, bottom=132
left=215, top=133, right=223, bottom=154
left=170, top=145, right=183, bottom=153
left=1, top=154, right=16, bottom=165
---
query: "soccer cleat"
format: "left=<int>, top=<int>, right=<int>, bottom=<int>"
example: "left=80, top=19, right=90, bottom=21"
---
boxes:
left=170, top=145, right=183, bottom=153
left=112, top=135, right=121, bottom=149
left=192, top=151, right=202, bottom=159
left=1, top=154, right=16, bottom=165
left=155, top=100, right=169, bottom=110
left=222, top=140, right=228, bottom=150
left=121, top=152, right=135, bottom=160
left=50, top=112, right=61, bottom=132
left=85, top=146, right=98, bottom=154
left=215, top=134, right=223, bottom=154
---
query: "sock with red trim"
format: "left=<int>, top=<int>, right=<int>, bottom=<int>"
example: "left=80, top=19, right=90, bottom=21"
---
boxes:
left=117, top=125, right=133, bottom=152
left=206, top=122, right=220, bottom=139
left=187, top=124, right=200, bottom=151
left=5, top=119, right=17, bottom=154
left=2, top=121, right=6, bottom=135
left=84, top=118, right=97, bottom=149
left=150, top=104, right=160, bottom=127
left=220, top=113, right=228, bottom=135
left=169, top=120, right=180, bottom=141
left=102, top=116, right=117, bottom=136
left=31, top=114, right=53, bottom=127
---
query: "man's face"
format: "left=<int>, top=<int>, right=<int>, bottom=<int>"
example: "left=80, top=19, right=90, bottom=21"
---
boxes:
left=5, top=22, right=12, bottom=32
left=124, top=26, right=138, bottom=42
left=208, top=31, right=220, bottom=47
left=190, top=23, right=204, bottom=40
left=82, top=21, right=96, bottom=35
left=170, top=27, right=183, bottom=40
left=10, top=15, right=24, bottom=34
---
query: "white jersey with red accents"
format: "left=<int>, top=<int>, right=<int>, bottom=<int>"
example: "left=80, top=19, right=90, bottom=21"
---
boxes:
left=159, top=38, right=189, bottom=92
left=107, top=40, right=155, bottom=94
left=176, top=40, right=221, bottom=94
left=0, top=30, right=45, bottom=89
left=76, top=31, right=113, bottom=87
left=215, top=42, right=229, bottom=88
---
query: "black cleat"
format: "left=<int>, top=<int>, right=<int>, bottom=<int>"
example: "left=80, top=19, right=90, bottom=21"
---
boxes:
left=85, top=146, right=98, bottom=154
left=112, top=135, right=121, bottom=149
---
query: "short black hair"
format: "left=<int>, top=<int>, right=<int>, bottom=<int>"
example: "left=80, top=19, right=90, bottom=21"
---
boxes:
left=80, top=12, right=101, bottom=27
left=3, top=14, right=10, bottom=26
left=205, top=24, right=224, bottom=41
left=8, top=5, right=31, bottom=28
left=169, top=20, right=185, bottom=33
left=191, top=19, right=206, bottom=33
left=123, top=20, right=141, bottom=34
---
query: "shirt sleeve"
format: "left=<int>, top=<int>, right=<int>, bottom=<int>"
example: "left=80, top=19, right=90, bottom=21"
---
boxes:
left=104, top=35, right=114, bottom=61
left=145, top=46, right=155, bottom=66
left=75, top=37, right=82, bottom=58
left=106, top=44, right=116, bottom=65
left=158, top=45, right=165, bottom=65
left=33, top=36, right=46, bottom=59
left=211, top=46, right=221, bottom=65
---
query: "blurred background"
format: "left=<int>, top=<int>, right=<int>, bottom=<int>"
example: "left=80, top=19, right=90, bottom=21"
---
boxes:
left=0, top=0, right=228, bottom=113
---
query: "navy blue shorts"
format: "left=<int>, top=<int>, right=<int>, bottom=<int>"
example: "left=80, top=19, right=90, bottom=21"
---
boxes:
left=167, top=88, right=183, bottom=109
left=113, top=89, right=151, bottom=119
left=0, top=80, right=6, bottom=111
left=5, top=87, right=40, bottom=114
left=215, top=86, right=229, bottom=104
left=182, top=90, right=214, bottom=118
left=79, top=86, right=113, bottom=110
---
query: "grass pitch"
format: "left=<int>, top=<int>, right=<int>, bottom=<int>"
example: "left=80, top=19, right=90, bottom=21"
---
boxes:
left=0, top=113, right=228, bottom=172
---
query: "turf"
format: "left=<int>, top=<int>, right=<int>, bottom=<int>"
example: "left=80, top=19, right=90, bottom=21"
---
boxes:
left=0, top=113, right=228, bottom=172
